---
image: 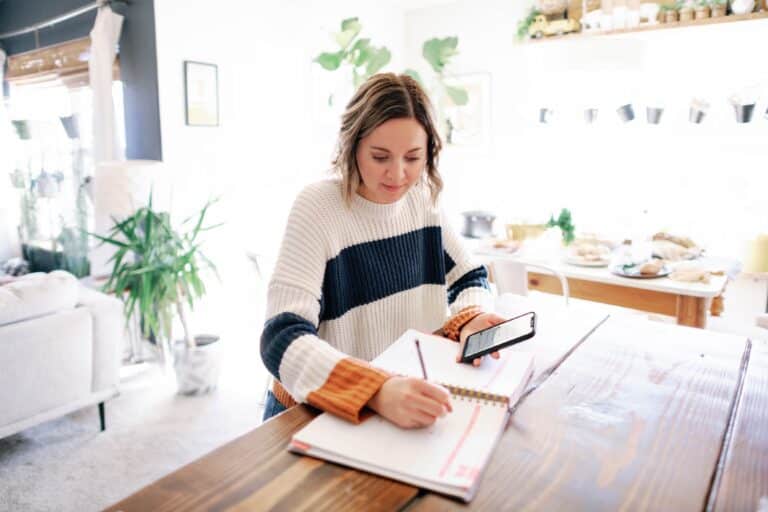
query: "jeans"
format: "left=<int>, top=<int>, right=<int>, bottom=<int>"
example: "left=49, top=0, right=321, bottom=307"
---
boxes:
left=262, top=390, right=287, bottom=422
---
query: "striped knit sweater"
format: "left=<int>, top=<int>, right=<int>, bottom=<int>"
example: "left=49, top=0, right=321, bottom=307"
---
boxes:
left=260, top=179, right=492, bottom=423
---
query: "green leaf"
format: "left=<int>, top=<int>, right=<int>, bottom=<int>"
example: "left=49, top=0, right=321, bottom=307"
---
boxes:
left=403, top=69, right=423, bottom=86
left=314, top=52, right=343, bottom=71
left=334, top=28, right=358, bottom=50
left=422, top=37, right=459, bottom=74
left=340, top=17, right=361, bottom=34
left=365, top=46, right=391, bottom=76
left=351, top=38, right=371, bottom=67
left=445, top=85, right=469, bottom=106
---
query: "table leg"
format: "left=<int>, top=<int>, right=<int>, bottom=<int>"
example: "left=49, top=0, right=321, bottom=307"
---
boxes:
left=676, top=295, right=708, bottom=328
left=710, top=294, right=725, bottom=317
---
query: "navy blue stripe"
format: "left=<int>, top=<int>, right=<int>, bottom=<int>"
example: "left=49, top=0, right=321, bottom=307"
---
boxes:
left=320, top=226, right=446, bottom=321
left=443, top=250, right=456, bottom=275
left=260, top=312, right=317, bottom=381
left=447, top=266, right=490, bottom=305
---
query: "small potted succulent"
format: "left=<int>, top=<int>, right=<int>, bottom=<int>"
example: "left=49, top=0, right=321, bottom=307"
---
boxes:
left=694, top=0, right=711, bottom=19
left=679, top=1, right=695, bottom=21
left=710, top=0, right=727, bottom=16
left=661, top=2, right=681, bottom=22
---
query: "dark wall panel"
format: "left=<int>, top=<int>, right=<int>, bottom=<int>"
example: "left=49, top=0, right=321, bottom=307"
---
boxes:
left=0, top=0, right=96, bottom=55
left=0, top=0, right=162, bottom=161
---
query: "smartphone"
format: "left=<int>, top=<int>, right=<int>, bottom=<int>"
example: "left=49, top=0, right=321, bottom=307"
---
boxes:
left=460, top=311, right=537, bottom=363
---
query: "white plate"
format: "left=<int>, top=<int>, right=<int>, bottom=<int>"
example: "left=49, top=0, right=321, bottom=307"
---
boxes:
left=564, top=255, right=610, bottom=267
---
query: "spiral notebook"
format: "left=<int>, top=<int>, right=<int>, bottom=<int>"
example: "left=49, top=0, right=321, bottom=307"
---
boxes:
left=289, top=329, right=535, bottom=502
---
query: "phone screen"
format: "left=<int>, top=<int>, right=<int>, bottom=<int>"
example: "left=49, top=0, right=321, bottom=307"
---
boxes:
left=463, top=312, right=535, bottom=360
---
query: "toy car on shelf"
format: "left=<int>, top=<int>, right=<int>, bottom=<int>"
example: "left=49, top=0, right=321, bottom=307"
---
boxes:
left=528, top=14, right=581, bottom=38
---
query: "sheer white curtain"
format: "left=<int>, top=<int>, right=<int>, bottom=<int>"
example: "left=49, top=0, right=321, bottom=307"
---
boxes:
left=0, top=48, right=21, bottom=260
left=89, top=5, right=124, bottom=164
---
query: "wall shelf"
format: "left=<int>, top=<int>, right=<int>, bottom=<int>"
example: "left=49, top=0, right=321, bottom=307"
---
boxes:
left=527, top=10, right=768, bottom=43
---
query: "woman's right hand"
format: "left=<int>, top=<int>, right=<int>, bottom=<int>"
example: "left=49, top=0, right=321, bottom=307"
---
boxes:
left=368, top=376, right=453, bottom=429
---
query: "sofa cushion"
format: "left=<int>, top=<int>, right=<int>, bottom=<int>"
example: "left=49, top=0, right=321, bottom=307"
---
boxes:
left=0, top=271, right=79, bottom=326
left=0, top=307, right=93, bottom=427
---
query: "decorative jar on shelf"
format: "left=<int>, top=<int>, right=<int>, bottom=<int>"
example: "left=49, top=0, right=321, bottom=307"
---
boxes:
left=664, top=8, right=680, bottom=22
left=694, top=3, right=711, bottom=18
left=537, top=0, right=569, bottom=15
left=679, top=5, right=695, bottom=21
left=710, top=0, right=727, bottom=15
left=729, top=0, right=755, bottom=14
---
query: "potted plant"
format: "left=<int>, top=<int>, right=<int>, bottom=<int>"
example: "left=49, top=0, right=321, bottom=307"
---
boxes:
left=516, top=7, right=543, bottom=40
left=547, top=208, right=576, bottom=245
left=661, top=2, right=681, bottom=22
left=679, top=1, right=695, bottom=21
left=694, top=0, right=711, bottom=19
left=92, top=195, right=222, bottom=395
left=710, top=0, right=727, bottom=16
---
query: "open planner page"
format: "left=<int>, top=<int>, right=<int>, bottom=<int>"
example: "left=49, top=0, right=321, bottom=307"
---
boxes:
left=373, top=329, right=535, bottom=400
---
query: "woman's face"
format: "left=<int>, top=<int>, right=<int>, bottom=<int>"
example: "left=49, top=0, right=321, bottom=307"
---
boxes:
left=356, top=117, right=427, bottom=204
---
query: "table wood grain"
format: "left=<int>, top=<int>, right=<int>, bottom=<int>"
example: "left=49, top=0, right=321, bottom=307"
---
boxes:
left=105, top=406, right=418, bottom=512
left=411, top=317, right=748, bottom=511
left=104, top=311, right=763, bottom=512
left=711, top=339, right=768, bottom=512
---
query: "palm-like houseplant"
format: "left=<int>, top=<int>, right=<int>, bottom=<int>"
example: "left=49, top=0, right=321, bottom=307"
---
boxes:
left=92, top=195, right=221, bottom=390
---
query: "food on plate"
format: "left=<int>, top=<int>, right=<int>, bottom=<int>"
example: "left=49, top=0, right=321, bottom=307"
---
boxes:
left=670, top=268, right=711, bottom=284
left=639, top=259, right=665, bottom=276
left=652, top=232, right=697, bottom=248
left=568, top=238, right=613, bottom=263
left=651, top=232, right=702, bottom=261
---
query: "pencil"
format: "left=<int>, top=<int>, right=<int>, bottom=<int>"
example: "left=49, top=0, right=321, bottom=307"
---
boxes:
left=414, top=338, right=429, bottom=380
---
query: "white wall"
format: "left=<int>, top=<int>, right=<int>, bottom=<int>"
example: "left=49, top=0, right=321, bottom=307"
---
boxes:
left=152, top=0, right=409, bottom=341
left=404, top=1, right=768, bottom=260
left=154, top=0, right=407, bottom=264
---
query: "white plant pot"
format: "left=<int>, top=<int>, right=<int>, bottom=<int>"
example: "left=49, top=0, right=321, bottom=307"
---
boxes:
left=173, top=335, right=222, bottom=395
left=730, top=0, right=755, bottom=14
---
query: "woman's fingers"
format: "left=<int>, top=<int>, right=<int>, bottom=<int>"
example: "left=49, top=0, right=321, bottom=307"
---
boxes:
left=491, top=351, right=501, bottom=359
left=409, top=410, right=438, bottom=428
left=414, top=380, right=453, bottom=413
left=411, top=393, right=445, bottom=419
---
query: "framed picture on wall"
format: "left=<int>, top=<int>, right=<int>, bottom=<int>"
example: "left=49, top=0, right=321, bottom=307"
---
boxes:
left=441, top=72, right=492, bottom=150
left=184, top=61, right=219, bottom=127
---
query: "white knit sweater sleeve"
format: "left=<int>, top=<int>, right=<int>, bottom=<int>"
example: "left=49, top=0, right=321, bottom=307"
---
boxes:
left=440, top=208, right=493, bottom=316
left=260, top=184, right=389, bottom=423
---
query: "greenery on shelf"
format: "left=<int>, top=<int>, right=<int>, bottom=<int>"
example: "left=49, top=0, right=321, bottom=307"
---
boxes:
left=660, top=1, right=683, bottom=11
left=91, top=195, right=221, bottom=350
left=547, top=208, right=576, bottom=245
left=313, top=17, right=391, bottom=105
left=516, top=7, right=542, bottom=41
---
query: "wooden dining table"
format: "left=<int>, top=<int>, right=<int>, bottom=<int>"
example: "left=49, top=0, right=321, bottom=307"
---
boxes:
left=105, top=298, right=767, bottom=512
left=472, top=245, right=731, bottom=329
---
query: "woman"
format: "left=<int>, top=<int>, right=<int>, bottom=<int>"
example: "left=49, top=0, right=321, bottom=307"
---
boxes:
left=261, top=73, right=504, bottom=429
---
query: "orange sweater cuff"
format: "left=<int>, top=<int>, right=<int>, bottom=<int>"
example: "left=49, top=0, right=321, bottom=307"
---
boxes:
left=307, top=358, right=391, bottom=424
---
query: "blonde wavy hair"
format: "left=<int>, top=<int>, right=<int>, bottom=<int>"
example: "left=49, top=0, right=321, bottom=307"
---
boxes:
left=332, top=73, right=444, bottom=206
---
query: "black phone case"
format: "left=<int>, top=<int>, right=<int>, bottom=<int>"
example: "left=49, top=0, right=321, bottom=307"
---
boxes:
left=460, top=311, right=537, bottom=363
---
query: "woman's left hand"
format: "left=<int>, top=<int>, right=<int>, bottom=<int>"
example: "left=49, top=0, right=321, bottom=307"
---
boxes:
left=456, top=312, right=508, bottom=367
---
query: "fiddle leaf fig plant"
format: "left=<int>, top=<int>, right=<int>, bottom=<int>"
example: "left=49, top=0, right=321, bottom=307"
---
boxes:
left=421, top=37, right=469, bottom=107
left=314, top=17, right=391, bottom=105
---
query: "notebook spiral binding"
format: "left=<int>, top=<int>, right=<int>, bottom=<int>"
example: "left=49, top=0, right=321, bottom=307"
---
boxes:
left=443, top=384, right=509, bottom=407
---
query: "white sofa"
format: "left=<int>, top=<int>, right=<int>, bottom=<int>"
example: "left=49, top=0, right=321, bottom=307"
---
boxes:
left=0, top=271, right=123, bottom=438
